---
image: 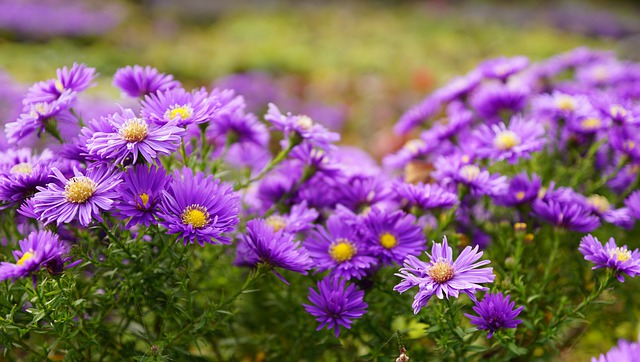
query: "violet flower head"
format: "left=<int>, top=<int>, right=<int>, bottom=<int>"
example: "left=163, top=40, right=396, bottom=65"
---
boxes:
left=305, top=214, right=377, bottom=280
left=113, top=65, right=181, bottom=98
left=479, top=56, right=530, bottom=81
left=116, top=164, right=171, bottom=228
left=591, top=339, right=640, bottom=362
left=464, top=292, right=523, bottom=338
left=494, top=172, right=541, bottom=207
left=394, top=95, right=441, bottom=135
left=86, top=108, right=185, bottom=165
left=532, top=197, right=600, bottom=232
left=394, top=236, right=495, bottom=314
left=56, top=63, right=97, bottom=94
left=303, top=277, right=368, bottom=337
left=240, top=218, right=313, bottom=284
left=0, top=149, right=54, bottom=209
left=473, top=116, right=546, bottom=164
left=362, top=206, right=426, bottom=266
left=624, top=190, right=640, bottom=220
left=159, top=168, right=240, bottom=246
left=264, top=200, right=318, bottom=234
left=0, top=231, right=75, bottom=281
left=579, top=234, right=640, bottom=282
left=393, top=181, right=459, bottom=211
left=470, top=83, right=529, bottom=122
left=33, top=165, right=122, bottom=227
left=141, top=87, right=218, bottom=127
left=433, top=156, right=508, bottom=197
left=265, top=103, right=340, bottom=151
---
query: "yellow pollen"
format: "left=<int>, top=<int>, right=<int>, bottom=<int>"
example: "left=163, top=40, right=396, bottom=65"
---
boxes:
left=17, top=251, right=34, bottom=266
left=165, top=105, right=194, bottom=121
left=515, top=191, right=526, bottom=200
left=493, top=64, right=510, bottom=77
left=329, top=239, right=356, bottom=263
left=556, top=96, right=576, bottom=111
left=580, top=118, right=601, bottom=130
left=54, top=79, right=65, bottom=93
left=30, top=103, right=47, bottom=117
left=460, top=154, right=471, bottom=163
left=119, top=117, right=148, bottom=142
left=405, top=139, right=425, bottom=153
left=624, top=140, right=636, bottom=151
left=180, top=204, right=210, bottom=228
left=380, top=232, right=397, bottom=249
left=295, top=115, right=314, bottom=131
left=493, top=130, right=521, bottom=150
left=587, top=195, right=610, bottom=213
left=137, top=193, right=150, bottom=209
left=460, top=165, right=481, bottom=182
left=266, top=215, right=287, bottom=232
left=609, top=247, right=632, bottom=262
left=592, top=66, right=608, bottom=82
left=610, top=105, right=627, bottom=118
left=10, top=162, right=33, bottom=175
left=64, top=176, right=97, bottom=203
left=428, top=260, right=454, bottom=283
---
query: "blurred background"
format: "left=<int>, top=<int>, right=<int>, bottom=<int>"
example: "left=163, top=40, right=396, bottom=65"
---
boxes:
left=1, top=1, right=640, bottom=359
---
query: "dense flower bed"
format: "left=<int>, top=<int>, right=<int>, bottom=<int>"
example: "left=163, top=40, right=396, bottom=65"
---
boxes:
left=1, top=48, right=639, bottom=360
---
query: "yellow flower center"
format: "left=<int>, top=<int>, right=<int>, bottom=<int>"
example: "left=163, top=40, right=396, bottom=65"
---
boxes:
left=64, top=176, right=97, bottom=203
left=405, top=139, right=425, bottom=153
left=137, top=193, right=150, bottom=209
left=17, top=251, right=34, bottom=266
left=380, top=232, right=397, bottom=249
left=10, top=162, right=33, bottom=175
left=460, top=165, right=481, bottom=182
left=119, top=117, right=148, bottom=142
left=329, top=238, right=356, bottom=263
left=555, top=95, right=576, bottom=111
left=587, top=194, right=610, bottom=213
left=295, top=115, right=314, bottom=131
left=460, top=154, right=471, bottom=164
left=592, top=66, right=608, bottom=82
left=165, top=105, right=194, bottom=121
left=493, top=130, right=521, bottom=150
left=609, top=247, right=632, bottom=262
left=180, top=204, right=210, bottom=228
left=55, top=79, right=65, bottom=93
left=610, top=104, right=627, bottom=118
left=266, top=215, right=287, bottom=232
left=624, top=140, right=636, bottom=151
left=515, top=191, right=526, bottom=200
left=493, top=64, right=511, bottom=77
left=580, top=117, right=601, bottom=130
left=428, top=260, right=454, bottom=283
left=30, top=103, right=47, bottom=117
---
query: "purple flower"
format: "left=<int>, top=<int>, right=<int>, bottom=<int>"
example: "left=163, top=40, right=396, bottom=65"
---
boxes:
left=141, top=87, right=219, bottom=127
left=394, top=236, right=495, bottom=314
left=393, top=181, right=459, bottom=211
left=0, top=149, right=54, bottom=208
left=579, top=234, right=640, bottom=282
left=434, top=70, right=482, bottom=103
left=494, top=172, right=541, bottom=207
left=265, top=200, right=318, bottom=234
left=113, top=65, right=181, bottom=98
left=265, top=103, right=340, bottom=151
left=86, top=108, right=185, bottom=165
left=473, top=116, right=546, bottom=163
left=333, top=174, right=392, bottom=213
left=303, top=277, right=368, bottom=337
left=625, top=190, right=640, bottom=220
left=592, top=339, right=640, bottom=362
left=305, top=214, right=377, bottom=280
left=206, top=94, right=269, bottom=147
left=464, top=292, right=523, bottom=338
left=532, top=197, right=600, bottom=232
left=479, top=56, right=529, bottom=81
left=394, top=95, right=442, bottom=135
left=116, top=164, right=171, bottom=228
left=0, top=231, right=75, bottom=281
left=239, top=218, right=313, bottom=283
left=470, top=83, right=529, bottom=123
left=33, top=165, right=122, bottom=227
left=433, top=156, right=508, bottom=197
left=158, top=168, right=240, bottom=246
left=362, top=206, right=426, bottom=266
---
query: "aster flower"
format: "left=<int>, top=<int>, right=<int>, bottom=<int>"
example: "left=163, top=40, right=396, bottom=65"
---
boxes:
left=393, top=181, right=458, bottom=211
left=591, top=339, right=640, bottom=362
left=303, top=277, right=368, bottom=337
left=394, top=236, right=495, bottom=314
left=531, top=197, right=600, bottom=232
left=464, top=292, right=523, bottom=338
left=470, top=83, right=529, bottom=123
left=433, top=156, right=508, bottom=197
left=33, top=165, right=122, bottom=227
left=264, top=200, right=319, bottom=234
left=479, top=56, right=529, bottom=82
left=115, top=164, right=171, bottom=227
left=206, top=95, right=269, bottom=147
left=531, top=91, right=591, bottom=121
left=473, top=116, right=546, bottom=163
left=113, top=65, right=181, bottom=98
left=86, top=108, right=185, bottom=165
left=0, top=231, right=76, bottom=281
left=625, top=190, right=640, bottom=220
left=0, top=162, right=52, bottom=209
left=23, top=63, right=96, bottom=105
left=394, top=95, right=442, bottom=135
left=579, top=234, right=640, bottom=282
left=239, top=218, right=313, bottom=284
left=433, top=70, right=483, bottom=103
left=142, top=87, right=219, bottom=127
left=584, top=194, right=634, bottom=229
left=332, top=174, right=393, bottom=213
left=305, top=214, right=377, bottom=280
left=362, top=206, right=426, bottom=265
left=494, top=172, right=541, bottom=207
left=265, top=103, right=340, bottom=151
left=159, top=168, right=240, bottom=246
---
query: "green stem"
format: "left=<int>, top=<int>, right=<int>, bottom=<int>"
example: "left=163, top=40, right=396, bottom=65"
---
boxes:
left=234, top=138, right=297, bottom=191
